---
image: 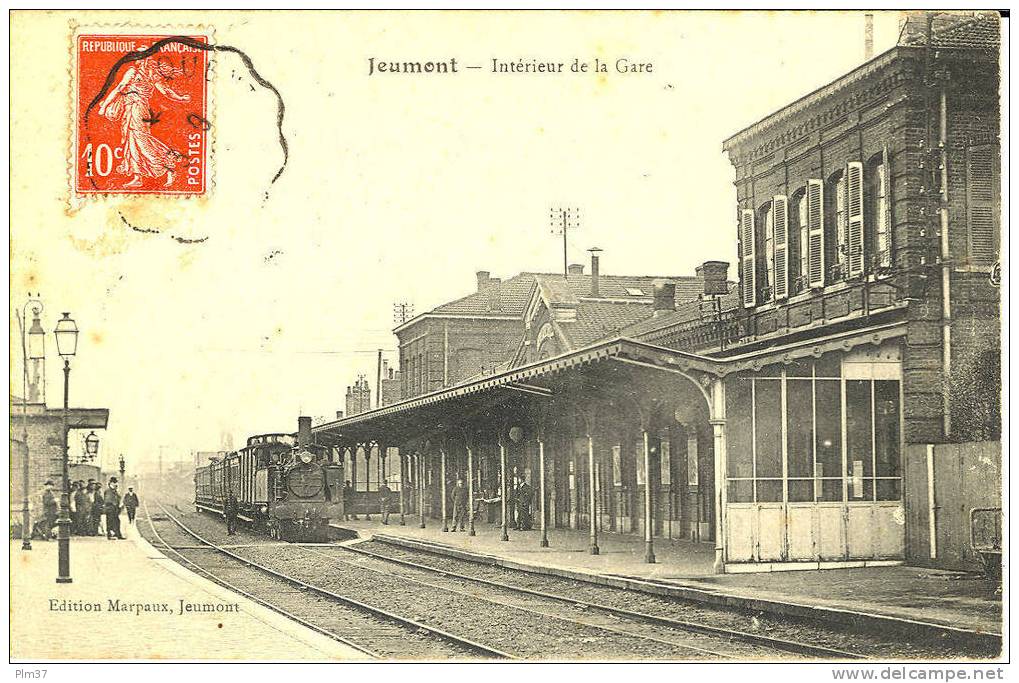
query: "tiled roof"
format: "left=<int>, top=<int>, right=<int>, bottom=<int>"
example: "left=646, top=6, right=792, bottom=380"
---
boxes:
left=558, top=300, right=656, bottom=349
left=619, top=288, right=740, bottom=341
left=430, top=272, right=537, bottom=317
left=898, top=12, right=1001, bottom=50
left=424, top=271, right=705, bottom=318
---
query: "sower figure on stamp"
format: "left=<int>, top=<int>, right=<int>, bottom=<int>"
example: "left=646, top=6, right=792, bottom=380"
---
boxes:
left=378, top=482, right=392, bottom=525
left=123, top=488, right=140, bottom=524
left=450, top=478, right=468, bottom=532
left=105, top=478, right=125, bottom=540
left=225, top=491, right=239, bottom=536
left=97, top=47, right=191, bottom=189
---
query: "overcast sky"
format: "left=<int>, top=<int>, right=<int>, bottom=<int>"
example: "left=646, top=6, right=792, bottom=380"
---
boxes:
left=11, top=11, right=904, bottom=472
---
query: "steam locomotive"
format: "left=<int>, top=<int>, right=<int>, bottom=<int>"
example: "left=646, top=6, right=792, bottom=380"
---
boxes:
left=194, top=420, right=344, bottom=541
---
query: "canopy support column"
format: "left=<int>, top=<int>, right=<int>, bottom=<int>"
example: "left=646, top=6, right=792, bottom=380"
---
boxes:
left=440, top=445, right=449, bottom=532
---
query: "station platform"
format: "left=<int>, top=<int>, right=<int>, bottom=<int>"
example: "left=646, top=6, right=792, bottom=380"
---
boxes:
left=334, top=516, right=1003, bottom=641
left=10, top=517, right=364, bottom=660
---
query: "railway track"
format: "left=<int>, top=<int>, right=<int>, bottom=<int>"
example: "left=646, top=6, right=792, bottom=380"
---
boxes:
left=173, top=504, right=784, bottom=659
left=165, top=502, right=987, bottom=660
left=298, top=542, right=862, bottom=660
left=143, top=503, right=510, bottom=660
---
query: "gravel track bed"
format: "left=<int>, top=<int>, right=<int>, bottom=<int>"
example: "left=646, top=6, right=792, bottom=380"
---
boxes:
left=172, top=508, right=741, bottom=659
left=359, top=540, right=978, bottom=660
left=140, top=508, right=488, bottom=659
left=234, top=543, right=720, bottom=660
left=302, top=544, right=788, bottom=660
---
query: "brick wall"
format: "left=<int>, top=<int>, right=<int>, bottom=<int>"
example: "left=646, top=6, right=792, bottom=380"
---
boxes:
left=9, top=413, right=65, bottom=517
left=397, top=316, right=524, bottom=398
left=724, top=45, right=1000, bottom=446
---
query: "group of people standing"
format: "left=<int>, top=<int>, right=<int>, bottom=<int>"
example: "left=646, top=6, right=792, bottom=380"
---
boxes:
left=344, top=475, right=534, bottom=532
left=36, top=478, right=139, bottom=541
left=450, top=477, right=533, bottom=532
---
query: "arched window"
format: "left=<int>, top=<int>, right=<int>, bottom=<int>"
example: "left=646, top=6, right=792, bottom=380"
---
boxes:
left=824, top=170, right=847, bottom=282
left=757, top=201, right=774, bottom=302
left=865, top=153, right=891, bottom=270
left=790, top=188, right=808, bottom=294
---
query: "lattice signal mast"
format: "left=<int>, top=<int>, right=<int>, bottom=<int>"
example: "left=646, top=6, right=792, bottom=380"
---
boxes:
left=550, top=206, right=581, bottom=278
left=393, top=301, right=415, bottom=326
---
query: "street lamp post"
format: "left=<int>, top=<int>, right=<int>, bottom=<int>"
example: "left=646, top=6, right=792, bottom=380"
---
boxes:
left=18, top=297, right=45, bottom=551
left=119, top=454, right=126, bottom=485
left=54, top=312, right=79, bottom=584
left=84, top=431, right=100, bottom=469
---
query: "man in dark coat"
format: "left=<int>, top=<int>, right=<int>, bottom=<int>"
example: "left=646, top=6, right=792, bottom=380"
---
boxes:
left=342, top=480, right=358, bottom=521
left=123, top=488, right=140, bottom=523
left=73, top=481, right=90, bottom=535
left=39, top=480, right=58, bottom=540
left=377, top=482, right=392, bottom=525
left=450, top=478, right=468, bottom=531
left=515, top=481, right=533, bottom=531
left=90, top=482, right=105, bottom=536
left=224, top=491, right=239, bottom=535
left=105, top=479, right=125, bottom=539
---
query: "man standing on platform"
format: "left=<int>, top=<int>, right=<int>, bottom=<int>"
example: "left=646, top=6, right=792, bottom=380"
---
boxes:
left=105, top=478, right=125, bottom=540
left=73, top=481, right=90, bottom=535
left=378, top=481, right=392, bottom=525
left=123, top=488, right=140, bottom=524
left=343, top=480, right=358, bottom=521
left=516, top=480, right=533, bottom=531
left=450, top=478, right=468, bottom=531
left=225, top=491, right=239, bottom=535
left=40, top=480, right=58, bottom=540
left=91, top=482, right=105, bottom=537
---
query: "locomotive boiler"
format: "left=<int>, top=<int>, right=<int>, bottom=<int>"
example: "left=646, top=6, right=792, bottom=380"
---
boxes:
left=194, top=417, right=343, bottom=541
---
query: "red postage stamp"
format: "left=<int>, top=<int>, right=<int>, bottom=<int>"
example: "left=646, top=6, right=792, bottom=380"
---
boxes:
left=74, top=34, right=210, bottom=196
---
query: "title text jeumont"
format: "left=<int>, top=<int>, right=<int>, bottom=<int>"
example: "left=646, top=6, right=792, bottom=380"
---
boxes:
left=368, top=57, right=653, bottom=76
left=49, top=598, right=240, bottom=616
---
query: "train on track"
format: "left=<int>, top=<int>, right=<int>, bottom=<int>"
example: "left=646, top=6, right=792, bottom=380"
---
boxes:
left=194, top=418, right=344, bottom=541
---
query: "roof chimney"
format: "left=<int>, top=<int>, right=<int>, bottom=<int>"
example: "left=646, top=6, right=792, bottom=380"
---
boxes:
left=476, top=271, right=491, bottom=292
left=297, top=416, right=312, bottom=448
left=864, top=13, right=874, bottom=59
left=652, top=280, right=676, bottom=317
left=567, top=263, right=584, bottom=276
left=696, top=261, right=730, bottom=296
left=487, top=277, right=503, bottom=311
left=588, top=247, right=602, bottom=297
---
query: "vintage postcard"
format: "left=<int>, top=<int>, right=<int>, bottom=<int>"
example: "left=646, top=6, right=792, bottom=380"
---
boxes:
left=8, top=8, right=1006, bottom=675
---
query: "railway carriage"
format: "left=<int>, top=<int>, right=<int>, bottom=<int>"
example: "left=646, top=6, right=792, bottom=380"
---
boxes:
left=195, top=419, right=344, bottom=541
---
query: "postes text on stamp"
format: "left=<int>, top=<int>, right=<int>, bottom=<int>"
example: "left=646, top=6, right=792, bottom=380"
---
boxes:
left=75, top=35, right=209, bottom=196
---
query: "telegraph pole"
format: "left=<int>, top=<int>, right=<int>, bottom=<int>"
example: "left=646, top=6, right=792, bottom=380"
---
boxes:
left=549, top=206, right=581, bottom=278
left=376, top=349, right=383, bottom=409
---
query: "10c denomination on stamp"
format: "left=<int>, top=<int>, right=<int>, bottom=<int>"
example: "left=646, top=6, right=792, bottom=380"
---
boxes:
left=74, top=34, right=210, bottom=196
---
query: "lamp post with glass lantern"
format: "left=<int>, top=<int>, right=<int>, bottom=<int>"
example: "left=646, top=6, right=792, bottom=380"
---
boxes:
left=54, top=312, right=78, bottom=584
left=18, top=297, right=45, bottom=551
left=85, top=431, right=100, bottom=463
left=119, top=454, right=126, bottom=486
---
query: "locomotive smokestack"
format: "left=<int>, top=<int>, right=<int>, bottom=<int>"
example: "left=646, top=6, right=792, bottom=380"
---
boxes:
left=298, top=416, right=312, bottom=448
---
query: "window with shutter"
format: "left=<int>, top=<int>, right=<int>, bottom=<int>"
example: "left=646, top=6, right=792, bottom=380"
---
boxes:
left=878, top=147, right=891, bottom=268
left=740, top=209, right=756, bottom=307
left=773, top=195, right=789, bottom=299
left=846, top=161, right=865, bottom=277
left=966, top=144, right=999, bottom=265
left=807, top=179, right=825, bottom=288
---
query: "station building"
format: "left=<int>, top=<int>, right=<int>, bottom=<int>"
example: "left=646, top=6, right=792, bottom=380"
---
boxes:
left=312, top=12, right=1001, bottom=573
